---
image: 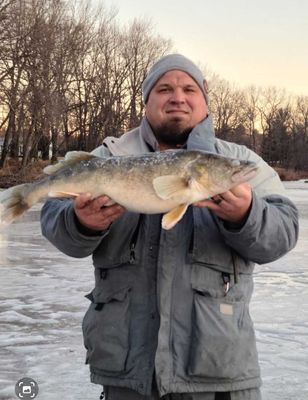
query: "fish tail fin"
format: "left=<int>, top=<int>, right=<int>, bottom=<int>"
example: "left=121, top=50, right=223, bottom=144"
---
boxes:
left=44, top=151, right=97, bottom=175
left=0, top=184, right=31, bottom=225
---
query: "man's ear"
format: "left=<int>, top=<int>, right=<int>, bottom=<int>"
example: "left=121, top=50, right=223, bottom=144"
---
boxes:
left=203, top=79, right=209, bottom=106
left=203, top=79, right=209, bottom=93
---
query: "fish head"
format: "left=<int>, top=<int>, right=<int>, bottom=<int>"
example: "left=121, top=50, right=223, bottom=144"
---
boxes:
left=227, top=158, right=259, bottom=184
left=188, top=152, right=259, bottom=196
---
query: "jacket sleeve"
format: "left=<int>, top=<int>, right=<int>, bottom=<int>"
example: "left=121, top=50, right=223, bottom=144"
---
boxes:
left=217, top=191, right=299, bottom=264
left=215, top=144, right=299, bottom=264
left=40, top=198, right=108, bottom=258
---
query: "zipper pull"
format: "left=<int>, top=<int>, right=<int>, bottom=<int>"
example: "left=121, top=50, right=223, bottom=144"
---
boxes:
left=129, top=214, right=143, bottom=264
left=222, top=272, right=230, bottom=295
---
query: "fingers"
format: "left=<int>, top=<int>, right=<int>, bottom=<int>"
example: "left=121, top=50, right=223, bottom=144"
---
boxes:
left=93, top=204, right=125, bottom=230
left=223, top=182, right=251, bottom=201
left=74, top=193, right=125, bottom=231
left=99, top=203, right=125, bottom=222
left=209, top=183, right=251, bottom=205
left=211, top=194, right=224, bottom=205
left=194, top=183, right=252, bottom=223
left=75, top=193, right=111, bottom=211
left=74, top=192, right=93, bottom=209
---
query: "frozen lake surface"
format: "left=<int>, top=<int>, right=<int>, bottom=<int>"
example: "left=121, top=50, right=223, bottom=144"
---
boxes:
left=0, top=181, right=307, bottom=400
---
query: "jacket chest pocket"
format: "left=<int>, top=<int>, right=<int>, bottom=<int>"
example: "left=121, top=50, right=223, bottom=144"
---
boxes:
left=188, top=264, right=259, bottom=380
left=189, top=207, right=254, bottom=275
left=82, top=285, right=132, bottom=374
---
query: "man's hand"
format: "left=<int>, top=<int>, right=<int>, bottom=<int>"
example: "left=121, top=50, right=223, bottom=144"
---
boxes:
left=194, top=182, right=253, bottom=224
left=74, top=193, right=125, bottom=231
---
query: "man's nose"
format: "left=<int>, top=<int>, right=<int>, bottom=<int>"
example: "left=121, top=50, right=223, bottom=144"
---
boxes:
left=169, top=88, right=185, bottom=103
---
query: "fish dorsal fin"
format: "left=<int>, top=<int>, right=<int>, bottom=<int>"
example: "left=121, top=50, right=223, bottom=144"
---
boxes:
left=43, top=151, right=97, bottom=175
left=153, top=175, right=189, bottom=201
left=162, top=204, right=188, bottom=230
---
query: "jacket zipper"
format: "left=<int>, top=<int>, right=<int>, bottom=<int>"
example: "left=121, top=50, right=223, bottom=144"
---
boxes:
left=129, top=214, right=143, bottom=264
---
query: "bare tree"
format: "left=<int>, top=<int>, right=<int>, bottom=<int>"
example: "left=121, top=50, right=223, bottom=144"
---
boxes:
left=122, top=18, right=172, bottom=129
left=0, top=0, right=31, bottom=166
left=209, top=77, right=245, bottom=140
left=262, top=106, right=293, bottom=166
left=295, top=96, right=308, bottom=136
left=258, top=87, right=288, bottom=134
left=242, top=85, right=261, bottom=151
left=288, top=96, right=308, bottom=170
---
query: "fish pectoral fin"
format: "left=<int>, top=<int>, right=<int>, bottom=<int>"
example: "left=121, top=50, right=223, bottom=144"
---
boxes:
left=43, top=151, right=98, bottom=175
left=188, top=177, right=211, bottom=199
left=162, top=204, right=188, bottom=230
left=48, top=191, right=80, bottom=198
left=153, top=175, right=189, bottom=201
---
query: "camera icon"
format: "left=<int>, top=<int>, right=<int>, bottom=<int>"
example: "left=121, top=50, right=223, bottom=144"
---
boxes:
left=15, top=377, right=39, bottom=399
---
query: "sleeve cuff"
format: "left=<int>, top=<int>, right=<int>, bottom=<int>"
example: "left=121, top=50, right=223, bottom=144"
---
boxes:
left=216, top=191, right=260, bottom=238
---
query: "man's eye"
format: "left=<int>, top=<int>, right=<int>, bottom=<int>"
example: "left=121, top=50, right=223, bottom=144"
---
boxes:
left=158, top=88, right=170, bottom=93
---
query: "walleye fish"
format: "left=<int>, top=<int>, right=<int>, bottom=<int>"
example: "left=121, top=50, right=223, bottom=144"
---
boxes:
left=0, top=150, right=259, bottom=230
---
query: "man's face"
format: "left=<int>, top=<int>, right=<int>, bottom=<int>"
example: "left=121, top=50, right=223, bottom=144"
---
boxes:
left=145, top=70, right=208, bottom=149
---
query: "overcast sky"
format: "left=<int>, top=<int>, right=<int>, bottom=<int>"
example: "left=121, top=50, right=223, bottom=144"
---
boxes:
left=103, top=0, right=308, bottom=96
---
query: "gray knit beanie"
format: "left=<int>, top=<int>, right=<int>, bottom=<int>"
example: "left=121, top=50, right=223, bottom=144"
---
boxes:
left=142, top=53, right=208, bottom=103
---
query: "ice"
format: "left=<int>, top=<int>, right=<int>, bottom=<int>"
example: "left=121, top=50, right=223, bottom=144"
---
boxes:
left=1, top=183, right=308, bottom=399
left=250, top=181, right=308, bottom=399
left=0, top=204, right=98, bottom=400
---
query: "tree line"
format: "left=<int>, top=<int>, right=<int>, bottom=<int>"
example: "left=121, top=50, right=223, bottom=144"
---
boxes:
left=0, top=0, right=307, bottom=171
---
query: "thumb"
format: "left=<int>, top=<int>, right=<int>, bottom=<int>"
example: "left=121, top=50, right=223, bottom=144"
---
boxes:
left=230, top=182, right=251, bottom=197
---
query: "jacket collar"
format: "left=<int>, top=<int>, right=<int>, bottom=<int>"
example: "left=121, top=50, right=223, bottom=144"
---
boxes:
left=140, top=118, right=160, bottom=152
left=186, top=115, right=216, bottom=153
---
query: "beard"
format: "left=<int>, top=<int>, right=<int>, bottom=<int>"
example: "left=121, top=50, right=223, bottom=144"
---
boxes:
left=152, top=120, right=193, bottom=147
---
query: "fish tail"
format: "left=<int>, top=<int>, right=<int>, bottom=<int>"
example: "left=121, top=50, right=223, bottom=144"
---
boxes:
left=0, top=184, right=32, bottom=225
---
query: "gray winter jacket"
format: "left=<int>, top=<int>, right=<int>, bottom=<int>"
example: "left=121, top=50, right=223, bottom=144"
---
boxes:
left=40, top=116, right=298, bottom=397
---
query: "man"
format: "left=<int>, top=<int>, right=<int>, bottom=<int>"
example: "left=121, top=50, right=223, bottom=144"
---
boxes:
left=41, top=54, right=299, bottom=400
